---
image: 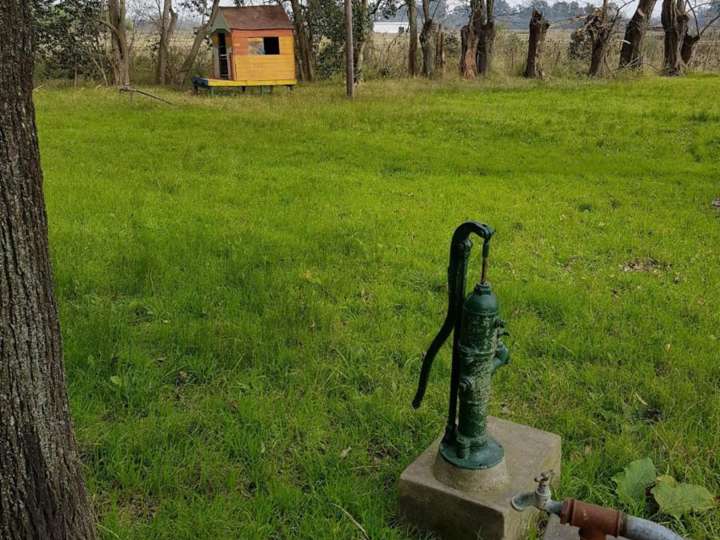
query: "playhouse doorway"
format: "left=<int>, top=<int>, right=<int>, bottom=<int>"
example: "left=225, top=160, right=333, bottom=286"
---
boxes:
left=218, top=33, right=231, bottom=79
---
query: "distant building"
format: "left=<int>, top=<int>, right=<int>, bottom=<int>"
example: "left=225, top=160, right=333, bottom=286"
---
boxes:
left=373, top=20, right=408, bottom=34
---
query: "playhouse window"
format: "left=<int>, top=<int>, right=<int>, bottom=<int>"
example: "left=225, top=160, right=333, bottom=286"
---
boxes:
left=248, top=37, right=280, bottom=55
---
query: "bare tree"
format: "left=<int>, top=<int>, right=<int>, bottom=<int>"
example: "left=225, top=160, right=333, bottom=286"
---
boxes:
left=177, top=0, right=221, bottom=86
left=681, top=0, right=720, bottom=65
left=460, top=16, right=475, bottom=77
left=156, top=0, right=179, bottom=84
left=586, top=0, right=623, bottom=76
left=434, top=24, right=446, bottom=74
left=524, top=9, right=550, bottom=78
left=353, top=0, right=373, bottom=81
left=287, top=0, right=315, bottom=81
left=476, top=0, right=496, bottom=75
left=408, top=0, right=418, bottom=76
left=619, top=0, right=659, bottom=68
left=0, top=2, right=97, bottom=539
left=662, top=0, right=689, bottom=74
left=345, top=0, right=355, bottom=96
left=106, top=0, right=131, bottom=85
left=420, top=0, right=438, bottom=76
left=460, top=0, right=495, bottom=78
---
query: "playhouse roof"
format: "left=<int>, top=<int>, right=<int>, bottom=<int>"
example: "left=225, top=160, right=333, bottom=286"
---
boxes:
left=215, top=6, right=294, bottom=31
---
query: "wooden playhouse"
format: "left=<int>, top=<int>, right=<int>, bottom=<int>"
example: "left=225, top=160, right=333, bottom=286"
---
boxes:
left=193, top=6, right=297, bottom=92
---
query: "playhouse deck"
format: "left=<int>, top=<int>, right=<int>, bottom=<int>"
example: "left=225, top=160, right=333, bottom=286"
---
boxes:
left=192, top=76, right=296, bottom=94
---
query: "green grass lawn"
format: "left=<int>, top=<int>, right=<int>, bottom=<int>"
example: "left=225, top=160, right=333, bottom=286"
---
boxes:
left=35, top=76, right=720, bottom=539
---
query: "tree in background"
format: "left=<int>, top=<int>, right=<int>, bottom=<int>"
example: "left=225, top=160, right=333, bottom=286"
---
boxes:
left=0, top=2, right=97, bottom=538
left=32, top=0, right=109, bottom=83
left=619, top=0, right=658, bottom=68
left=524, top=8, right=550, bottom=78
left=680, top=0, right=720, bottom=66
left=285, top=0, right=315, bottom=81
left=156, top=0, right=179, bottom=84
left=408, top=0, right=418, bottom=75
left=106, top=0, right=131, bottom=85
left=177, top=0, right=220, bottom=85
left=420, top=0, right=439, bottom=76
left=306, top=0, right=393, bottom=79
left=585, top=0, right=622, bottom=76
left=662, top=0, right=689, bottom=74
left=460, top=0, right=496, bottom=78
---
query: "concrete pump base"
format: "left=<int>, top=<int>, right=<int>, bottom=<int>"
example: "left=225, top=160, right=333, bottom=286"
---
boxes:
left=399, top=417, right=561, bottom=540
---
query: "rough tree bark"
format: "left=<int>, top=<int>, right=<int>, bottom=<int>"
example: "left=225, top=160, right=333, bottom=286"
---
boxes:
left=662, top=0, right=689, bottom=75
left=178, top=0, right=221, bottom=86
left=353, top=0, right=371, bottom=81
left=345, top=0, right=354, bottom=96
left=434, top=25, right=446, bottom=74
left=156, top=0, right=178, bottom=85
left=588, top=0, right=613, bottom=77
left=0, top=2, right=97, bottom=539
left=476, top=0, right=495, bottom=76
left=460, top=0, right=495, bottom=78
left=524, top=9, right=550, bottom=78
left=289, top=0, right=314, bottom=81
left=460, top=8, right=480, bottom=77
left=419, top=0, right=437, bottom=77
left=108, top=0, right=130, bottom=86
left=407, top=0, right=418, bottom=76
left=619, top=0, right=658, bottom=68
left=681, top=32, right=700, bottom=64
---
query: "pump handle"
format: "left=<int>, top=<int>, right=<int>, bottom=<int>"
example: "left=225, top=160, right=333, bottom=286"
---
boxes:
left=412, top=221, right=494, bottom=411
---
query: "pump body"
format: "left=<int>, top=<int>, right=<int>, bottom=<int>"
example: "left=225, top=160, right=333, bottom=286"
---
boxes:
left=413, top=222, right=510, bottom=470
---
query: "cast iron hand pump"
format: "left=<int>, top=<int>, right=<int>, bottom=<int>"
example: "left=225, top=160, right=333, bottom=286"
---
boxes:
left=413, top=221, right=510, bottom=470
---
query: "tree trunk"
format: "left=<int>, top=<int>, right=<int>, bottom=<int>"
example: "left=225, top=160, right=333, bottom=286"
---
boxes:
left=587, top=1, right=612, bottom=77
left=108, top=0, right=130, bottom=86
left=156, top=0, right=177, bottom=85
left=476, top=0, right=495, bottom=76
left=289, top=0, right=314, bottom=81
left=524, top=9, right=550, bottom=78
left=662, top=0, right=688, bottom=75
left=460, top=9, right=481, bottom=78
left=178, top=0, right=221, bottom=86
left=0, top=3, right=97, bottom=539
left=408, top=0, right=418, bottom=76
left=460, top=24, right=470, bottom=76
left=345, top=0, right=354, bottom=97
left=353, top=0, right=371, bottom=81
left=619, top=0, right=658, bottom=68
left=681, top=32, right=700, bottom=65
left=419, top=0, right=437, bottom=77
left=435, top=25, right=446, bottom=74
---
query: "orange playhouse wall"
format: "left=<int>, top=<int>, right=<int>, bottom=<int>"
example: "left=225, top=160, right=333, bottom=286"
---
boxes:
left=230, top=29, right=296, bottom=84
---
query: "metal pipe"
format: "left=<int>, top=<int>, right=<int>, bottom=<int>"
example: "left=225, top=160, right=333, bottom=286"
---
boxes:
left=511, top=472, right=687, bottom=540
left=623, top=516, right=686, bottom=540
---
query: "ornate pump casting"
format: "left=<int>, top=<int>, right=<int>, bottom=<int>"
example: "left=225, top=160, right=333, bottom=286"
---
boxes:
left=413, top=221, right=510, bottom=470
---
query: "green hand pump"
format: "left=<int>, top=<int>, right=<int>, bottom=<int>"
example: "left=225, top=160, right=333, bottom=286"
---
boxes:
left=413, top=221, right=510, bottom=470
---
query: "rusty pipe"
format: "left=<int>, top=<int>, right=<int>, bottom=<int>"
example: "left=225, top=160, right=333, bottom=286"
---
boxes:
left=560, top=499, right=685, bottom=540
left=512, top=473, right=686, bottom=540
left=561, top=499, right=622, bottom=540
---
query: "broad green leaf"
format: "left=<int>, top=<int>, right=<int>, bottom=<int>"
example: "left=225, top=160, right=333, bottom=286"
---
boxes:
left=613, top=458, right=657, bottom=504
left=651, top=476, right=716, bottom=517
left=110, top=375, right=123, bottom=387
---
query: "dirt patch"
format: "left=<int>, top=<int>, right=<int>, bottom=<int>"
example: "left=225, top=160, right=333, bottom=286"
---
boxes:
left=621, top=258, right=670, bottom=274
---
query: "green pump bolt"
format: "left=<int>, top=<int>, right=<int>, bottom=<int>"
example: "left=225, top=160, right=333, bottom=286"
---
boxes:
left=413, top=221, right=510, bottom=470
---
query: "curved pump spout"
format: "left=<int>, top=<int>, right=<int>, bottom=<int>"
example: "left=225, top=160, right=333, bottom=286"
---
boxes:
left=412, top=221, right=496, bottom=446
left=511, top=472, right=687, bottom=540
